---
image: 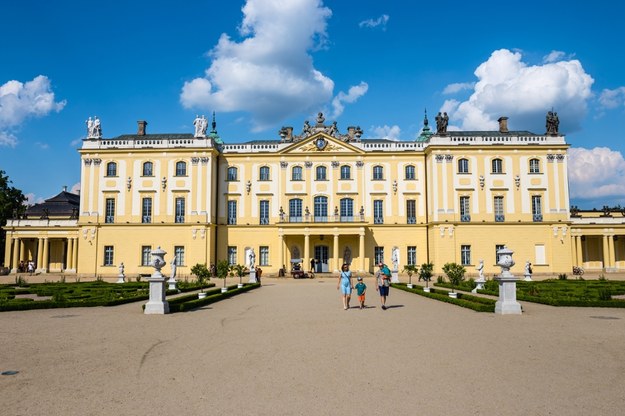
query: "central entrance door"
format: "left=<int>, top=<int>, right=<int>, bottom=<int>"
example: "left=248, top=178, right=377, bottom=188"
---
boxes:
left=314, top=245, right=329, bottom=273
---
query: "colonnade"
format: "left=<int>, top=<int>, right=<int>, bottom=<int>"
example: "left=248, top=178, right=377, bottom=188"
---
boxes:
left=4, top=236, right=79, bottom=273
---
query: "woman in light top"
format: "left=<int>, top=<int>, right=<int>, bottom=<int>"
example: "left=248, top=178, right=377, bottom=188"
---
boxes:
left=337, top=263, right=353, bottom=310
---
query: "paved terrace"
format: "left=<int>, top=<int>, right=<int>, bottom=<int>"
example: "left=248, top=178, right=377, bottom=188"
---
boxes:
left=1, top=276, right=624, bottom=415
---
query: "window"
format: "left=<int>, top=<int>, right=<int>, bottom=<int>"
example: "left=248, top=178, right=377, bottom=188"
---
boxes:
left=174, top=246, right=185, bottom=266
left=405, top=165, right=416, bottom=180
left=227, top=166, right=238, bottom=181
left=491, top=158, right=503, bottom=174
left=106, top=162, right=117, bottom=177
left=175, top=161, right=187, bottom=176
left=260, top=246, right=269, bottom=266
left=314, top=196, right=328, bottom=222
left=175, top=197, right=185, bottom=223
left=457, top=158, right=469, bottom=174
left=340, top=165, right=351, bottom=180
left=461, top=245, right=471, bottom=266
left=316, top=166, right=327, bottom=180
left=228, top=246, right=237, bottom=265
left=105, top=198, right=115, bottom=223
left=373, top=165, right=384, bottom=180
left=529, top=158, right=540, bottom=174
left=374, top=247, right=385, bottom=266
left=291, top=166, right=303, bottom=181
left=142, top=197, right=152, bottom=223
left=289, top=199, right=302, bottom=222
left=142, top=162, right=153, bottom=177
left=407, top=246, right=417, bottom=266
left=104, top=246, right=114, bottom=266
left=494, top=196, right=504, bottom=222
left=340, top=198, right=353, bottom=221
left=260, top=200, right=269, bottom=225
left=407, top=200, right=416, bottom=224
left=259, top=166, right=270, bottom=181
left=374, top=200, right=383, bottom=224
left=141, top=246, right=152, bottom=266
left=495, top=244, right=505, bottom=264
left=460, top=196, right=470, bottom=222
left=532, top=195, right=542, bottom=222
left=228, top=200, right=237, bottom=225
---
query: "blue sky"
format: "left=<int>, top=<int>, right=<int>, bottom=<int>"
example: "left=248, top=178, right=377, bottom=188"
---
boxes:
left=1, top=0, right=625, bottom=209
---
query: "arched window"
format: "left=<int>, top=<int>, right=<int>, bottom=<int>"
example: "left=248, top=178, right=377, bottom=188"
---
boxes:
left=289, top=198, right=303, bottom=222
left=405, top=165, right=416, bottom=180
left=457, top=158, right=469, bottom=174
left=340, top=198, right=353, bottom=221
left=291, top=166, right=303, bottom=181
left=175, top=161, right=187, bottom=176
left=259, top=166, right=270, bottom=181
left=316, top=165, right=327, bottom=180
left=491, top=158, right=503, bottom=174
left=142, top=161, right=153, bottom=176
left=106, top=162, right=117, bottom=177
left=529, top=158, right=541, bottom=174
left=227, top=167, right=238, bottom=181
left=340, top=165, right=351, bottom=180
left=373, top=165, right=384, bottom=180
left=314, top=196, right=328, bottom=221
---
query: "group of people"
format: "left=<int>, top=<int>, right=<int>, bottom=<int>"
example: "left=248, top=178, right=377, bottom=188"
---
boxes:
left=337, top=262, right=392, bottom=310
left=17, top=260, right=36, bottom=275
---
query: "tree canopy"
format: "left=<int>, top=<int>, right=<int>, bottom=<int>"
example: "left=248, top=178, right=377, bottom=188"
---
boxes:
left=1, top=170, right=27, bottom=264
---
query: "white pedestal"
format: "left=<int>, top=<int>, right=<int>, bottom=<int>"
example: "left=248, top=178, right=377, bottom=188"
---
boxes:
left=237, top=283, right=243, bottom=288
left=144, top=273, right=169, bottom=314
left=391, top=270, right=400, bottom=283
left=198, top=292, right=207, bottom=299
left=449, top=292, right=458, bottom=298
left=524, top=274, right=532, bottom=281
left=249, top=269, right=257, bottom=283
left=407, top=283, right=413, bottom=289
left=221, top=287, right=227, bottom=293
left=472, top=278, right=485, bottom=293
left=423, top=287, right=431, bottom=293
left=167, top=277, right=177, bottom=291
left=116, top=273, right=125, bottom=284
left=495, top=273, right=522, bottom=315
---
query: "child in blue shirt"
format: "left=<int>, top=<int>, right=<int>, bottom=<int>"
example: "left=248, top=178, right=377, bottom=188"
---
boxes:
left=355, top=276, right=367, bottom=309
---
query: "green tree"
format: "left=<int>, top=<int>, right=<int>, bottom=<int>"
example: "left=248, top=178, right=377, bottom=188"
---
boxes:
left=231, top=263, right=248, bottom=285
left=190, top=263, right=211, bottom=292
left=442, top=262, right=466, bottom=293
left=402, top=264, right=418, bottom=286
left=216, top=259, right=231, bottom=288
left=0, top=170, right=27, bottom=264
left=419, top=262, right=434, bottom=288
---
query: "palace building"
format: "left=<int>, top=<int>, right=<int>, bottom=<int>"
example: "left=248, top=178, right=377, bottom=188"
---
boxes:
left=3, top=112, right=625, bottom=277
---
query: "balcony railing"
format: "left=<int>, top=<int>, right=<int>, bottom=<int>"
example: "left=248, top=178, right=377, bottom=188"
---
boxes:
left=407, top=217, right=416, bottom=224
left=277, top=214, right=366, bottom=223
left=175, top=216, right=185, bottom=223
left=142, top=216, right=152, bottom=223
left=227, top=217, right=237, bottom=225
left=260, top=217, right=269, bottom=225
left=105, top=216, right=114, bottom=223
left=494, top=215, right=505, bottom=222
left=533, top=214, right=543, bottom=222
left=460, top=214, right=471, bottom=222
left=374, top=217, right=384, bottom=224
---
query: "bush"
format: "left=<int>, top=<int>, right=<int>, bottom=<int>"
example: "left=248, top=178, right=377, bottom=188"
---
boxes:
left=598, top=287, right=612, bottom=301
left=442, top=262, right=466, bottom=291
left=392, top=283, right=495, bottom=312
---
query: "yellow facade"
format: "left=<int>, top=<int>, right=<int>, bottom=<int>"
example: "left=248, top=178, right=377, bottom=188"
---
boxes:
left=4, top=115, right=623, bottom=277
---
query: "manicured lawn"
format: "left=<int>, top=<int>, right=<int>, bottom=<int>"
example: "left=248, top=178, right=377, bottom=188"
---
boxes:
left=391, top=283, right=496, bottom=312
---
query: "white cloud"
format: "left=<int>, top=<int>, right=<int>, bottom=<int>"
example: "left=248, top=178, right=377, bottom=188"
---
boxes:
left=370, top=125, right=401, bottom=141
left=180, top=0, right=335, bottom=131
left=34, top=141, right=49, bottom=150
left=330, top=82, right=368, bottom=118
left=568, top=147, right=625, bottom=199
left=443, top=49, right=594, bottom=133
left=598, top=87, right=625, bottom=109
left=0, top=75, right=66, bottom=146
left=70, top=137, right=83, bottom=147
left=70, top=182, right=81, bottom=194
left=442, top=82, right=474, bottom=95
left=542, top=50, right=575, bottom=63
left=359, top=14, right=389, bottom=30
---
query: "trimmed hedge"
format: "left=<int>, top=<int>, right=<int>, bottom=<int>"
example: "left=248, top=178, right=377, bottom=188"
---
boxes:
left=392, top=283, right=495, bottom=312
left=167, top=283, right=260, bottom=312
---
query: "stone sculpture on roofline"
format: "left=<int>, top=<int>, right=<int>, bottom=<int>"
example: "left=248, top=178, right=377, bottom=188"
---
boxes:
left=546, top=110, right=560, bottom=135
left=278, top=112, right=363, bottom=143
left=86, top=116, right=103, bottom=139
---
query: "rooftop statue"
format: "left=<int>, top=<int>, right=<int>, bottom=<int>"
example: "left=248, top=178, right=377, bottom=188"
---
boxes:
left=194, top=115, right=208, bottom=138
left=546, top=111, right=559, bottom=135
left=86, top=116, right=102, bottom=139
left=435, top=112, right=448, bottom=134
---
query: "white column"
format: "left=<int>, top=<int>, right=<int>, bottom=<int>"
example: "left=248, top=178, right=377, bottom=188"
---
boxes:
left=359, top=231, right=365, bottom=272
left=333, top=233, right=340, bottom=272
left=42, top=238, right=49, bottom=273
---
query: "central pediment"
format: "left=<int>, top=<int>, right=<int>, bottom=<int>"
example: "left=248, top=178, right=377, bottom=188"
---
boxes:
left=279, top=132, right=364, bottom=155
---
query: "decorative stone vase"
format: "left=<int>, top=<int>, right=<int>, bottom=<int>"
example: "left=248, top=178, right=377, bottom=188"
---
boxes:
left=495, top=246, right=522, bottom=315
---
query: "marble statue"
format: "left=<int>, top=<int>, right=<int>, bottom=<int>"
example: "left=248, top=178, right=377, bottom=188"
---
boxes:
left=476, top=260, right=484, bottom=279
left=170, top=257, right=177, bottom=279
left=391, top=247, right=399, bottom=271
left=249, top=248, right=256, bottom=269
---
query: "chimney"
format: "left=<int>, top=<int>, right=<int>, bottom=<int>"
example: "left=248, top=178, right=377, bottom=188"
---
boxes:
left=497, top=116, right=509, bottom=133
left=63, top=185, right=68, bottom=192
left=137, top=120, right=148, bottom=136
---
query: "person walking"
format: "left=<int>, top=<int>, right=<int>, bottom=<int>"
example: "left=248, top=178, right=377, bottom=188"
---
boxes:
left=337, top=263, right=353, bottom=310
left=355, top=276, right=367, bottom=309
left=376, top=262, right=392, bottom=309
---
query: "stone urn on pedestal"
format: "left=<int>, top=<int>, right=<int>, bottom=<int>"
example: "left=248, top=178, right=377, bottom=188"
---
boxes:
left=144, top=247, right=170, bottom=314
left=495, top=247, right=522, bottom=315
